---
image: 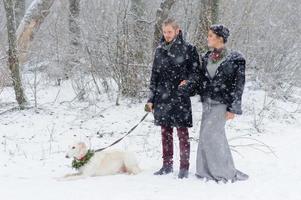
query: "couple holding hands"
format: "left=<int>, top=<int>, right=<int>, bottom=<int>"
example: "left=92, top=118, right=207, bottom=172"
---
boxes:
left=145, top=18, right=248, bottom=182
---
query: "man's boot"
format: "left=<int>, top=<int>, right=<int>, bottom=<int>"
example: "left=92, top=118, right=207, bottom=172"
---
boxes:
left=154, top=165, right=173, bottom=175
left=178, top=169, right=189, bottom=179
left=154, top=126, right=174, bottom=175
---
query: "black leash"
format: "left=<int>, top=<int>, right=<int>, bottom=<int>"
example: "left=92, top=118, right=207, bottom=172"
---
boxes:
left=95, top=112, right=149, bottom=152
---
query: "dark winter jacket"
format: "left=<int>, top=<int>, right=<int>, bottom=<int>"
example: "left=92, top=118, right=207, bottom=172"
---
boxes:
left=147, top=31, right=200, bottom=127
left=182, top=50, right=246, bottom=115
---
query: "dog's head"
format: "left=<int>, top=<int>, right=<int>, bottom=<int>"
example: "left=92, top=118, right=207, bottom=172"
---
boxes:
left=65, top=142, right=88, bottom=160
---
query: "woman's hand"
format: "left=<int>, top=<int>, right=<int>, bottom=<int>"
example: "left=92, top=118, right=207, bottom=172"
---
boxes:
left=226, top=112, right=235, bottom=120
left=179, top=80, right=187, bottom=87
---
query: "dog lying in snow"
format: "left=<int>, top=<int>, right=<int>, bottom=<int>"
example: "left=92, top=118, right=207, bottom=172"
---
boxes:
left=60, top=142, right=141, bottom=180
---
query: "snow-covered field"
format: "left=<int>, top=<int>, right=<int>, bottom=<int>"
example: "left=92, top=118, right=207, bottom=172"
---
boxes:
left=0, top=81, right=300, bottom=200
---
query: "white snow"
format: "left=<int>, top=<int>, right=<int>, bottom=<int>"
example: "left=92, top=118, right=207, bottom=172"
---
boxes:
left=0, top=81, right=301, bottom=200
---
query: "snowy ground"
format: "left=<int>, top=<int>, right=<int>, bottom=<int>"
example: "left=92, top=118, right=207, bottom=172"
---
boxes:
left=0, top=80, right=301, bottom=200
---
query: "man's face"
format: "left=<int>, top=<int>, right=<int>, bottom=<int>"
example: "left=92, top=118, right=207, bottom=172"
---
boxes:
left=162, top=25, right=179, bottom=43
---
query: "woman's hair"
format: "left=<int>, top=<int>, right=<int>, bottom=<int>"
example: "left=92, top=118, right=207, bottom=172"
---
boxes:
left=209, top=24, right=230, bottom=43
left=162, top=18, right=180, bottom=30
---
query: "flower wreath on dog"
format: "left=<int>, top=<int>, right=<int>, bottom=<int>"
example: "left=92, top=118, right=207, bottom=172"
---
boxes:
left=72, top=150, right=95, bottom=169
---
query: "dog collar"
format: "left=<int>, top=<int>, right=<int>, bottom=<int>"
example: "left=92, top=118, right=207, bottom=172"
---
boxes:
left=72, top=149, right=95, bottom=170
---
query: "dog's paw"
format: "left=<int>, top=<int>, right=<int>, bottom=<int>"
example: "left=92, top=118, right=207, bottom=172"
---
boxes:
left=129, top=166, right=142, bottom=175
left=54, top=173, right=80, bottom=181
left=63, top=173, right=73, bottom=178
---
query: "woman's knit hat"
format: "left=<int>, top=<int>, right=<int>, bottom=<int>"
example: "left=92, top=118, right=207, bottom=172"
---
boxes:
left=210, top=24, right=230, bottom=43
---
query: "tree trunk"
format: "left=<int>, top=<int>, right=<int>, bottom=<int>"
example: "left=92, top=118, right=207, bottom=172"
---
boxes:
left=120, top=0, right=147, bottom=97
left=195, top=0, right=219, bottom=53
left=3, top=0, right=27, bottom=109
left=14, top=0, right=26, bottom=28
left=16, top=0, right=56, bottom=65
left=66, top=0, right=81, bottom=78
left=129, top=0, right=146, bottom=64
left=152, top=0, right=176, bottom=50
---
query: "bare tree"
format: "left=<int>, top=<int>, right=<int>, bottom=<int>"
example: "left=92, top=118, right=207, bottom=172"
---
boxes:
left=3, top=0, right=27, bottom=109
left=220, top=0, right=301, bottom=98
left=129, top=0, right=148, bottom=65
left=118, top=0, right=149, bottom=98
left=17, top=0, right=56, bottom=65
left=14, top=0, right=26, bottom=27
left=194, top=0, right=219, bottom=53
left=153, top=0, right=176, bottom=50
left=66, top=0, right=81, bottom=78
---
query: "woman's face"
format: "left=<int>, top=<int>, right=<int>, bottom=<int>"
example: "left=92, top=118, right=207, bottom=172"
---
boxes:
left=207, top=30, right=224, bottom=48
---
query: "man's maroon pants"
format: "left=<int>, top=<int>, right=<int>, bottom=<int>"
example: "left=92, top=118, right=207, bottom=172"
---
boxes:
left=161, top=126, right=190, bottom=170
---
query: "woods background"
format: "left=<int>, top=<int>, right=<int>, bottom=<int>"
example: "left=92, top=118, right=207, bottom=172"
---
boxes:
left=0, top=0, right=300, bottom=108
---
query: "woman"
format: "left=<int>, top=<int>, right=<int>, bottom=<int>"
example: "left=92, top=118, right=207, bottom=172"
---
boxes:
left=180, top=24, right=249, bottom=182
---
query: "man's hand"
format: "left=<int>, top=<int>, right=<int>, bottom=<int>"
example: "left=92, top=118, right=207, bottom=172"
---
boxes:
left=179, top=80, right=187, bottom=87
left=145, top=103, right=154, bottom=112
left=225, top=112, right=235, bottom=120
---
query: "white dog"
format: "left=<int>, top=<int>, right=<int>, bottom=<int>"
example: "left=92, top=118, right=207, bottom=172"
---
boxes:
left=61, top=142, right=141, bottom=180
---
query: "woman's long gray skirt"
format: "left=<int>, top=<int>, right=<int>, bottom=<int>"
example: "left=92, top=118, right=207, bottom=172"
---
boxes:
left=195, top=99, right=248, bottom=182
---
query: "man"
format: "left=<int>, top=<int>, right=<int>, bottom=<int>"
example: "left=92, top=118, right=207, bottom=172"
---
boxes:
left=146, top=18, right=200, bottom=179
